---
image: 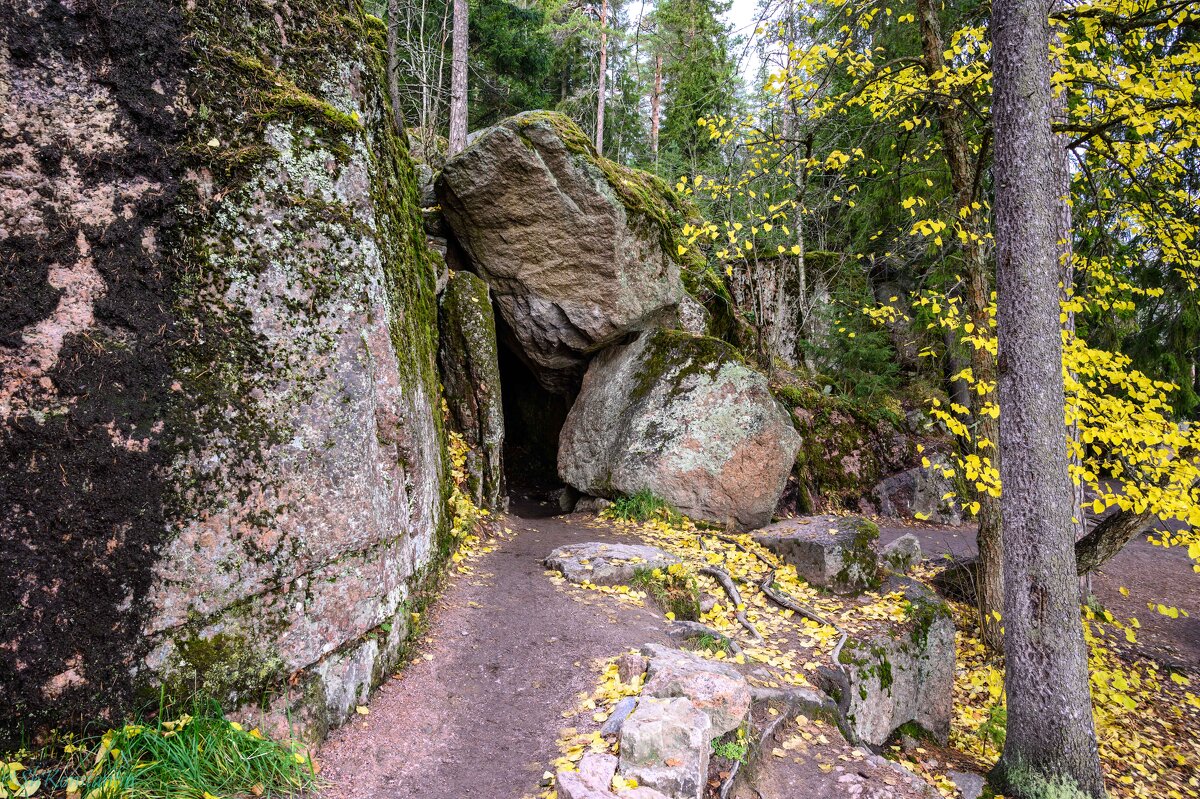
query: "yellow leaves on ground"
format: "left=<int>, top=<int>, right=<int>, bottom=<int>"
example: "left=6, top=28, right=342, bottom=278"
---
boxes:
left=546, top=511, right=1200, bottom=799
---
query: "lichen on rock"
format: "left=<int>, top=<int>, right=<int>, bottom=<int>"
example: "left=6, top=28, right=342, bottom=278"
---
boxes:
left=559, top=328, right=801, bottom=529
left=438, top=270, right=505, bottom=510
left=1, top=0, right=448, bottom=744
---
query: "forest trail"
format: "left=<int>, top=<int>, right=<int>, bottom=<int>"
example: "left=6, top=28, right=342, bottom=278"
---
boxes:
left=315, top=506, right=1199, bottom=799
left=317, top=504, right=669, bottom=799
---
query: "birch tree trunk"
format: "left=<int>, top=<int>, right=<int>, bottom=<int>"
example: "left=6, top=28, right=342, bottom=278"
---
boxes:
left=448, top=0, right=468, bottom=156
left=991, top=0, right=1106, bottom=792
left=595, top=0, right=608, bottom=155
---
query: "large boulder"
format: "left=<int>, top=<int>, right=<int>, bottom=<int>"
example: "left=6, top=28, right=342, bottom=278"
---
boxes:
left=559, top=329, right=801, bottom=529
left=438, top=271, right=505, bottom=510
left=815, top=581, right=955, bottom=746
left=2, top=4, right=444, bottom=744
left=436, top=111, right=695, bottom=393
left=752, top=515, right=880, bottom=594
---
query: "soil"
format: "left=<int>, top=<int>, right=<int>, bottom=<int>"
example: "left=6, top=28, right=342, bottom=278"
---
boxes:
left=317, top=501, right=669, bottom=799
left=877, top=520, right=1200, bottom=672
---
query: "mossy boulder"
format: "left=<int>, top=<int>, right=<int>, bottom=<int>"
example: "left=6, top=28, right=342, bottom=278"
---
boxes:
left=2, top=0, right=445, bottom=743
left=436, top=111, right=698, bottom=394
left=815, top=578, right=955, bottom=747
left=752, top=514, right=881, bottom=594
left=558, top=329, right=801, bottom=529
left=438, top=271, right=506, bottom=510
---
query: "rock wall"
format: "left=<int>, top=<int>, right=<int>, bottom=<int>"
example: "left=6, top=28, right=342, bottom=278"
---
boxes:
left=1, top=0, right=445, bottom=743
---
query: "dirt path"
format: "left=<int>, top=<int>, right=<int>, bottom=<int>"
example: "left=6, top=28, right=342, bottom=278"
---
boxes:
left=318, top=504, right=669, bottom=799
left=877, top=521, right=1200, bottom=672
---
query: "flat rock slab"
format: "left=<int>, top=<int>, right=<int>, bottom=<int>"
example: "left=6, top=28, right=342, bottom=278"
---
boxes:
left=752, top=514, right=880, bottom=594
left=545, top=542, right=680, bottom=585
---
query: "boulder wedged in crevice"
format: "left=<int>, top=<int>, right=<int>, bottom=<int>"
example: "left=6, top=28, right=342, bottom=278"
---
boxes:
left=558, top=329, right=801, bottom=529
left=436, top=111, right=698, bottom=394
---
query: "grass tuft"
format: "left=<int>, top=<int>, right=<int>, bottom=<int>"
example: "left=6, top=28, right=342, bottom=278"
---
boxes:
left=9, top=697, right=316, bottom=799
left=608, top=490, right=683, bottom=525
left=631, top=564, right=701, bottom=621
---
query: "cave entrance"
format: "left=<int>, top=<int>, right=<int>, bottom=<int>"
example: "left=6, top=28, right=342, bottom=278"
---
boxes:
left=497, top=334, right=573, bottom=509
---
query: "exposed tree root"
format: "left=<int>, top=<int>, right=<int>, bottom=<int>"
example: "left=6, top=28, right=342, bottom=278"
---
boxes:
left=699, top=565, right=764, bottom=643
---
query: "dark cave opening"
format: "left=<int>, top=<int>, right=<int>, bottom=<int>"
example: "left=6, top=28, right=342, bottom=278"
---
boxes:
left=496, top=332, right=573, bottom=505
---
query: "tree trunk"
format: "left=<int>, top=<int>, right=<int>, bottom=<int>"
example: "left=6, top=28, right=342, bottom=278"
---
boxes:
left=447, top=0, right=468, bottom=156
left=595, top=0, right=608, bottom=155
left=386, top=0, right=403, bottom=133
left=990, top=0, right=1106, bottom=792
left=650, top=53, right=662, bottom=159
left=915, top=0, right=1003, bottom=650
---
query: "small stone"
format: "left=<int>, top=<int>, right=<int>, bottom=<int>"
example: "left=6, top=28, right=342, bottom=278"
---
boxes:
left=948, top=770, right=986, bottom=799
left=578, top=752, right=618, bottom=791
left=601, top=696, right=638, bottom=735
left=882, top=533, right=923, bottom=574
left=555, top=770, right=616, bottom=799
left=698, top=594, right=717, bottom=613
left=616, top=652, right=649, bottom=684
left=618, top=696, right=711, bottom=799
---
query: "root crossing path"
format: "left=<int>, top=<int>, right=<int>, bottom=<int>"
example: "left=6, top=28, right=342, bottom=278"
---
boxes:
left=318, top=507, right=668, bottom=799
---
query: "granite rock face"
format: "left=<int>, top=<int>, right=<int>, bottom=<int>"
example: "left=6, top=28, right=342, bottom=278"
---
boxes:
left=436, top=111, right=692, bottom=394
left=816, top=581, right=955, bottom=746
left=439, top=270, right=506, bottom=510
left=1, top=3, right=444, bottom=743
left=559, top=329, right=801, bottom=529
left=752, top=515, right=881, bottom=594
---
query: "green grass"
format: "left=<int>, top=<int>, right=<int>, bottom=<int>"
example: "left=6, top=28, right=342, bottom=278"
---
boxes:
left=23, top=697, right=316, bottom=799
left=694, top=633, right=731, bottom=653
left=607, top=490, right=682, bottom=525
left=631, top=565, right=701, bottom=621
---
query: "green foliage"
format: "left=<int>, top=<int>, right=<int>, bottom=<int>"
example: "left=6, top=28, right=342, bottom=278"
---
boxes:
left=12, top=698, right=314, bottom=799
left=710, top=731, right=749, bottom=762
left=469, top=0, right=556, bottom=128
left=654, top=0, right=738, bottom=175
left=631, top=564, right=701, bottom=621
left=608, top=489, right=683, bottom=525
left=694, top=633, right=731, bottom=653
left=976, top=703, right=1008, bottom=752
left=803, top=288, right=901, bottom=401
